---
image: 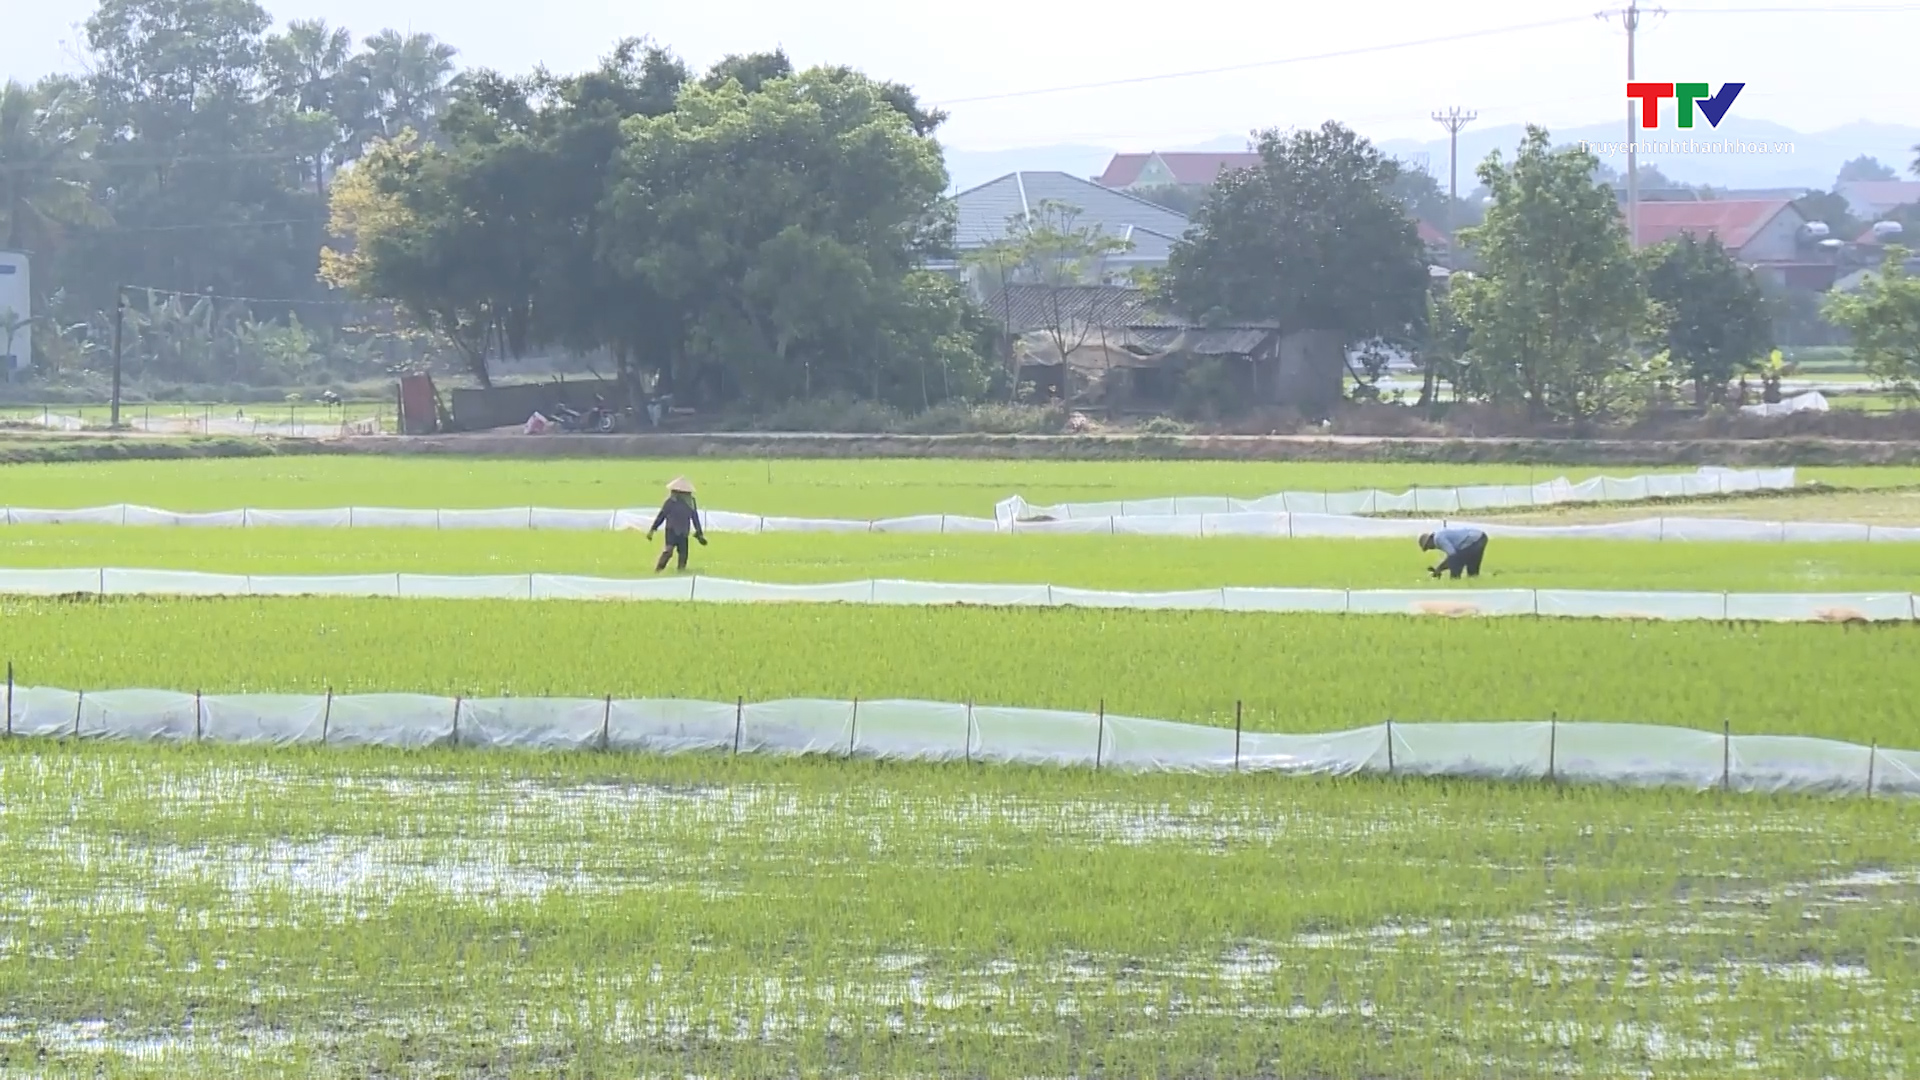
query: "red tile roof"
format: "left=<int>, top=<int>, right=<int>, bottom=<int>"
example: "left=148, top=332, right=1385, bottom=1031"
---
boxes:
left=1096, top=153, right=1153, bottom=187
left=1154, top=152, right=1262, bottom=186
left=1416, top=219, right=1449, bottom=247
left=1096, top=151, right=1261, bottom=188
left=1630, top=199, right=1795, bottom=251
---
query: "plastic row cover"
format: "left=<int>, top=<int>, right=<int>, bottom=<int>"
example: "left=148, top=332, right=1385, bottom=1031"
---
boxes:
left=2, top=568, right=1915, bottom=623
left=7, top=505, right=1915, bottom=545
left=995, top=467, right=1796, bottom=522
left=2, top=687, right=1911, bottom=798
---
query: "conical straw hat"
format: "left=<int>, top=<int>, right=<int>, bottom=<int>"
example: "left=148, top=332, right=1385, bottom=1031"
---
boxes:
left=667, top=476, right=695, bottom=493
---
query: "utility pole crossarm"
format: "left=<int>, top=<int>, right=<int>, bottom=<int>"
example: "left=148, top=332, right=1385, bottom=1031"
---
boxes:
left=1431, top=107, right=1478, bottom=272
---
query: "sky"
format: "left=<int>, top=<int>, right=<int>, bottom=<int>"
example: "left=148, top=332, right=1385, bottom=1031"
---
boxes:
left=8, top=0, right=1920, bottom=152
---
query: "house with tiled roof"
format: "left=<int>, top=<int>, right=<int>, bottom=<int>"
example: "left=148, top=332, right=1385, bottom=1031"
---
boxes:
left=933, top=171, right=1194, bottom=281
left=1629, top=199, right=1842, bottom=289
left=1094, top=152, right=1261, bottom=191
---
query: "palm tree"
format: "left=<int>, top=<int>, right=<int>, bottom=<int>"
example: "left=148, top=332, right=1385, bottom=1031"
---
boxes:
left=345, top=30, right=459, bottom=152
left=264, top=19, right=355, bottom=195
left=0, top=77, right=103, bottom=253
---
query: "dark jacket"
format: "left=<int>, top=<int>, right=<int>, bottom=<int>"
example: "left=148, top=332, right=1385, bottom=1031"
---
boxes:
left=650, top=493, right=703, bottom=538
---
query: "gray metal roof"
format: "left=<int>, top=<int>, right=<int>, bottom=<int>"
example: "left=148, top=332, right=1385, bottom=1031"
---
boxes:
left=983, top=285, right=1279, bottom=361
left=950, top=171, right=1193, bottom=259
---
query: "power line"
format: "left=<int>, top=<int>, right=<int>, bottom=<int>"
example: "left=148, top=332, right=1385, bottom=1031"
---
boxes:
left=93, top=217, right=329, bottom=235
left=929, top=16, right=1596, bottom=106
left=930, top=4, right=1920, bottom=107
left=120, top=283, right=360, bottom=307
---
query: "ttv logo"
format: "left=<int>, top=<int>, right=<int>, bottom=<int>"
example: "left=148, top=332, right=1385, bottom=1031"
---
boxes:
left=1626, top=82, right=1744, bottom=129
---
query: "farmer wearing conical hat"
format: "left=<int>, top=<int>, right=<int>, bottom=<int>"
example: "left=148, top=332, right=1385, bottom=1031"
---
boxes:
left=647, top=477, right=707, bottom=573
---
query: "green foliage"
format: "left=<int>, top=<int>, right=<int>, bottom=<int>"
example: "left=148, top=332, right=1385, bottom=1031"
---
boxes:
left=1793, top=189, right=1862, bottom=247
left=1824, top=246, right=1920, bottom=401
left=1640, top=233, right=1774, bottom=407
left=1836, top=154, right=1898, bottom=184
left=1161, top=122, right=1428, bottom=340
left=603, top=66, right=977, bottom=409
left=1455, top=127, right=1647, bottom=421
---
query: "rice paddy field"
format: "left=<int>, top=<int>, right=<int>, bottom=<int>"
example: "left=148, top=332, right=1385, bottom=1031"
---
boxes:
left=3, top=455, right=1919, bottom=1078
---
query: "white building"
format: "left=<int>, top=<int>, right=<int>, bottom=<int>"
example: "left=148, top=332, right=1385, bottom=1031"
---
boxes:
left=0, top=251, right=28, bottom=377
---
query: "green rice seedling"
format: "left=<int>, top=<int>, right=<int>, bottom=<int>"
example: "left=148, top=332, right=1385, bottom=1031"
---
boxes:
left=0, top=740, right=1911, bottom=1078
left=3, top=457, right=1916, bottom=517
left=4, top=526, right=1918, bottom=592
left=3, top=596, right=1917, bottom=745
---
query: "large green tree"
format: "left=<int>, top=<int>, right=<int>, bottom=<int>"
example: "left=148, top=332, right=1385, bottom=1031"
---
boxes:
left=0, top=78, right=103, bottom=255
left=1640, top=233, right=1773, bottom=408
left=1454, top=126, right=1646, bottom=421
left=604, top=66, right=978, bottom=407
left=1158, top=121, right=1429, bottom=415
left=1825, top=246, right=1920, bottom=402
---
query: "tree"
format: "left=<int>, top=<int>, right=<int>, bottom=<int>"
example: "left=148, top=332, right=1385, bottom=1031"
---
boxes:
left=1454, top=127, right=1646, bottom=421
left=344, top=29, right=459, bottom=151
left=1159, top=121, right=1429, bottom=415
left=0, top=78, right=103, bottom=253
left=1825, top=246, right=1920, bottom=402
left=263, top=19, right=355, bottom=196
left=1836, top=155, right=1897, bottom=184
left=321, top=132, right=532, bottom=385
left=963, top=200, right=1132, bottom=401
left=68, top=0, right=337, bottom=318
left=1640, top=233, right=1773, bottom=407
left=1386, top=161, right=1480, bottom=233
left=604, top=67, right=980, bottom=408
left=700, top=50, right=792, bottom=94
left=1793, top=189, right=1861, bottom=246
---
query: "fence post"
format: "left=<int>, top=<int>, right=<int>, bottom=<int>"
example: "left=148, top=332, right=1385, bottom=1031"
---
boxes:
left=1233, top=700, right=1243, bottom=773
left=965, top=698, right=974, bottom=764
left=1385, top=718, right=1395, bottom=775
left=194, top=689, right=203, bottom=741
left=1722, top=719, right=1732, bottom=792
left=1547, top=712, right=1557, bottom=784
left=601, top=694, right=612, bottom=752
left=732, top=696, right=744, bottom=755
left=321, top=687, right=333, bottom=744
left=848, top=697, right=859, bottom=757
left=4, top=660, right=11, bottom=738
left=74, top=689, right=83, bottom=738
left=1866, top=742, right=1877, bottom=799
left=1094, top=699, right=1105, bottom=771
left=451, top=695, right=462, bottom=747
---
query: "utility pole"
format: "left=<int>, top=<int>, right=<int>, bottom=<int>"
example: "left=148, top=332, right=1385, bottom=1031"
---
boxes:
left=1430, top=107, right=1477, bottom=271
left=110, top=286, right=125, bottom=430
left=1598, top=2, right=1666, bottom=249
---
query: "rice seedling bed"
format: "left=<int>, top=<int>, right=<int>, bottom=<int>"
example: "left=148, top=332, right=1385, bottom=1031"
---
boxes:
left=5, top=527, right=1918, bottom=593
left=4, top=458, right=1917, bottom=517
left=0, top=741, right=1912, bottom=1078
left=5, top=597, right=1917, bottom=746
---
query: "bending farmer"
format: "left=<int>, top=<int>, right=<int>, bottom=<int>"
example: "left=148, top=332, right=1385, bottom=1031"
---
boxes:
left=1419, top=527, right=1489, bottom=579
left=648, top=477, right=708, bottom=573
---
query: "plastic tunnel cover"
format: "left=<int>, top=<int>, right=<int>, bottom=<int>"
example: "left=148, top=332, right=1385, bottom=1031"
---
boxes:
left=0, top=686, right=1913, bottom=799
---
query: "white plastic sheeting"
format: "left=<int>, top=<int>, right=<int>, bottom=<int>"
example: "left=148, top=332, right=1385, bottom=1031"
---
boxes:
left=7, top=468, right=1884, bottom=546
left=3, top=566, right=1917, bottom=623
left=4, top=502, right=1912, bottom=543
left=995, top=467, right=1796, bottom=522
left=1, top=686, right=1911, bottom=798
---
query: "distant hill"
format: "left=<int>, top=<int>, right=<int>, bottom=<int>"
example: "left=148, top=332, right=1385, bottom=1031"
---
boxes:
left=942, top=120, right=1920, bottom=194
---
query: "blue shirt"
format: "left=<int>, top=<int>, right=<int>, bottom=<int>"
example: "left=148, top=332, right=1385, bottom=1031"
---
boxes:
left=1431, top=527, right=1486, bottom=556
